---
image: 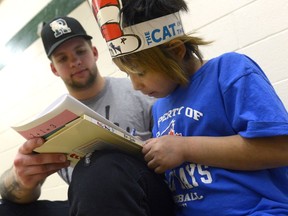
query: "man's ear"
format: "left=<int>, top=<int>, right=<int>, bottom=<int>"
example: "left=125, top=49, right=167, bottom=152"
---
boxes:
left=167, top=39, right=186, bottom=60
left=92, top=46, right=99, bottom=61
left=50, top=62, right=60, bottom=77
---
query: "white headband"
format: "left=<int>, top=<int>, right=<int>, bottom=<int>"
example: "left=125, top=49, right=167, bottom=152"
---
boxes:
left=87, top=0, right=185, bottom=58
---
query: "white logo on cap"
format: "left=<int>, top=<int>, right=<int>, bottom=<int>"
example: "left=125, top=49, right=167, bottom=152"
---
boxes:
left=50, top=18, right=71, bottom=38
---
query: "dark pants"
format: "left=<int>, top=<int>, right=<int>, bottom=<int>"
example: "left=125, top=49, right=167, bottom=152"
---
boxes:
left=69, top=150, right=175, bottom=216
left=0, top=199, right=69, bottom=216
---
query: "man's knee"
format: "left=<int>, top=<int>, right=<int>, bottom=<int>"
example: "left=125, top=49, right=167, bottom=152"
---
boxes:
left=0, top=199, right=69, bottom=216
left=72, top=151, right=144, bottom=185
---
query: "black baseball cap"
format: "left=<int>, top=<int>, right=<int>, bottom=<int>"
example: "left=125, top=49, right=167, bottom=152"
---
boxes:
left=41, top=16, right=93, bottom=58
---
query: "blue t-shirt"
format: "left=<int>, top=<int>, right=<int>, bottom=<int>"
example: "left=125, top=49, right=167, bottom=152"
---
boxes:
left=152, top=52, right=288, bottom=215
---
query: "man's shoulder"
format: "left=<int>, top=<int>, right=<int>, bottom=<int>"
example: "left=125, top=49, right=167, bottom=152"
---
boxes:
left=105, top=76, right=133, bottom=91
left=106, top=76, right=130, bottom=84
left=105, top=76, right=155, bottom=104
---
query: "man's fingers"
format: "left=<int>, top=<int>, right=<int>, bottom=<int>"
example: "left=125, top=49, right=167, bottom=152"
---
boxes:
left=18, top=138, right=44, bottom=155
left=17, top=161, right=69, bottom=177
left=14, top=153, right=68, bottom=167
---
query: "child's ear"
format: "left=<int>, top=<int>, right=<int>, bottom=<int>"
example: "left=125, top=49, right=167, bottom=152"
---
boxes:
left=167, top=39, right=186, bottom=60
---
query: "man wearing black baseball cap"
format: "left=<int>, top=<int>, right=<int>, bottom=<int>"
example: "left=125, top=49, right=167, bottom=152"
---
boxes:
left=0, top=16, right=175, bottom=216
left=41, top=16, right=92, bottom=58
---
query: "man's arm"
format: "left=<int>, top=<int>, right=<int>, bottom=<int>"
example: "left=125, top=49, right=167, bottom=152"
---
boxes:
left=0, top=167, right=42, bottom=203
left=0, top=138, right=70, bottom=204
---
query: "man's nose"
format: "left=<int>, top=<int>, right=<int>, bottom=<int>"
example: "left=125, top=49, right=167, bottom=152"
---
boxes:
left=70, top=55, right=81, bottom=67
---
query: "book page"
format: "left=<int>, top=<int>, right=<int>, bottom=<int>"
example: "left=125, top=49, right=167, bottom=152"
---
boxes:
left=12, top=94, right=130, bottom=139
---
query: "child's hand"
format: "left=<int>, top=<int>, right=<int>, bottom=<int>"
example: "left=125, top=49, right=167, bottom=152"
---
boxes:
left=142, top=135, right=187, bottom=173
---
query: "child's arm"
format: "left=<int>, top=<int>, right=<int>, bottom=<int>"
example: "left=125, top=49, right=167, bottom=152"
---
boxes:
left=142, top=135, right=288, bottom=173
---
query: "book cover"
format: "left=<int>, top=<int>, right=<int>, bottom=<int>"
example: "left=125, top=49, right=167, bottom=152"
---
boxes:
left=12, top=94, right=144, bottom=166
left=34, top=114, right=144, bottom=166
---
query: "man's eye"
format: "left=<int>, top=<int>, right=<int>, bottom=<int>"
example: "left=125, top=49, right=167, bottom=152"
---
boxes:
left=57, top=57, right=67, bottom=62
left=77, top=49, right=87, bottom=55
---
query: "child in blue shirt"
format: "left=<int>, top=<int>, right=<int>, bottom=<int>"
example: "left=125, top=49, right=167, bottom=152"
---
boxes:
left=89, top=0, right=288, bottom=215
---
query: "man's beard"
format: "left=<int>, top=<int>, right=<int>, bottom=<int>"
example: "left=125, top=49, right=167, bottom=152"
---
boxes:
left=66, top=69, right=97, bottom=90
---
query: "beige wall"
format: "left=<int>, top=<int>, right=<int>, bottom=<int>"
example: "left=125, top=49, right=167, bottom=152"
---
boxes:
left=0, top=0, right=287, bottom=200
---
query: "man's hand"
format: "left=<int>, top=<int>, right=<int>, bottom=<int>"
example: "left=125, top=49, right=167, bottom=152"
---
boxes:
left=0, top=138, right=70, bottom=203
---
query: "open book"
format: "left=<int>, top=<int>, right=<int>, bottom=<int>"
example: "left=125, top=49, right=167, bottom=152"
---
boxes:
left=12, top=94, right=144, bottom=166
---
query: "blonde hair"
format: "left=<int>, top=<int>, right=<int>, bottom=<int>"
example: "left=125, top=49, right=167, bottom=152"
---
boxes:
left=113, top=35, right=211, bottom=86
